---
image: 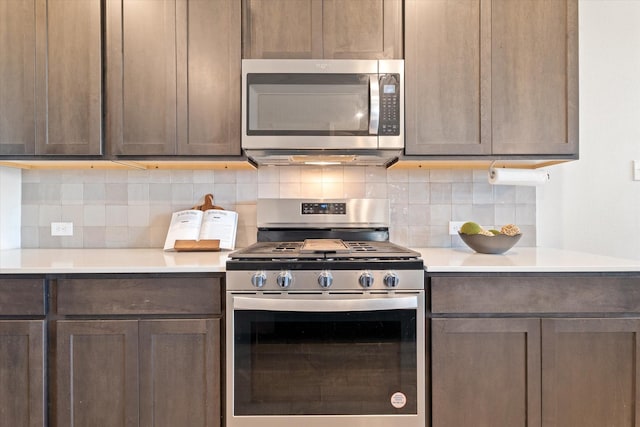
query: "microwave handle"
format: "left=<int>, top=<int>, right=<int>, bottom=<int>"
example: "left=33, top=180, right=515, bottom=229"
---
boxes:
left=369, top=75, right=380, bottom=135
left=232, top=295, right=418, bottom=312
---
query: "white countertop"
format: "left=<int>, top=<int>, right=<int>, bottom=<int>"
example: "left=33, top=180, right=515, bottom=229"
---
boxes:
left=0, top=248, right=230, bottom=274
left=414, top=247, right=640, bottom=273
left=0, top=247, right=638, bottom=274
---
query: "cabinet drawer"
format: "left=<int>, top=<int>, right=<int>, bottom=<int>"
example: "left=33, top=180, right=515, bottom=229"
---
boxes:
left=0, top=279, right=46, bottom=316
left=431, top=275, right=640, bottom=314
left=57, top=277, right=221, bottom=315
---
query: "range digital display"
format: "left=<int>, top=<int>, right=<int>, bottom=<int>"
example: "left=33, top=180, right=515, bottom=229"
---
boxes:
left=301, top=202, right=346, bottom=215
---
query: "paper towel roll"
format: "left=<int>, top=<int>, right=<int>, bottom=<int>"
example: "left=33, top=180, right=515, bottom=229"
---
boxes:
left=488, top=168, right=549, bottom=186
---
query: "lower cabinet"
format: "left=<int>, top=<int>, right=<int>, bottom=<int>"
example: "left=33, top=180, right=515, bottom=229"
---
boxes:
left=430, top=274, right=640, bottom=427
left=0, top=320, right=46, bottom=427
left=431, top=318, right=541, bottom=427
left=55, top=318, right=220, bottom=427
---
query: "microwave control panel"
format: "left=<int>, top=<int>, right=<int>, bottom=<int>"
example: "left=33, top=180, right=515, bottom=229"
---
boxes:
left=379, top=74, right=400, bottom=136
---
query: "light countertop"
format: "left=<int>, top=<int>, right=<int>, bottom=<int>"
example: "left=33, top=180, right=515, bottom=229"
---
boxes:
left=0, top=248, right=230, bottom=274
left=414, top=247, right=640, bottom=273
left=0, top=247, right=638, bottom=274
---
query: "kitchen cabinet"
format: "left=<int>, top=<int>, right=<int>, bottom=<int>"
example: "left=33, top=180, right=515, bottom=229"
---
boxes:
left=53, top=276, right=222, bottom=427
left=405, top=0, right=578, bottom=157
left=0, top=0, right=102, bottom=156
left=430, top=274, right=640, bottom=427
left=431, top=318, right=541, bottom=427
left=0, top=278, right=46, bottom=427
left=106, top=0, right=241, bottom=156
left=242, top=0, right=402, bottom=59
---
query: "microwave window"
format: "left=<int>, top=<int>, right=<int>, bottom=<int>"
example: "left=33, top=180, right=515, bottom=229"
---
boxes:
left=247, top=74, right=370, bottom=135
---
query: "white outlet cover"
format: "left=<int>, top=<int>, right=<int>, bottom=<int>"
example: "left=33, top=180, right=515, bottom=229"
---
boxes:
left=51, top=222, right=73, bottom=236
left=634, top=160, right=640, bottom=181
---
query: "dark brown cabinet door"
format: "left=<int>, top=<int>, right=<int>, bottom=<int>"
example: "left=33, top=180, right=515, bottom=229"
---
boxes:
left=242, top=0, right=402, bottom=59
left=0, top=0, right=101, bottom=156
left=139, top=319, right=220, bottom=427
left=0, top=320, right=45, bottom=427
left=405, top=0, right=490, bottom=155
left=405, top=0, right=577, bottom=157
left=106, top=0, right=241, bottom=156
left=431, top=318, right=541, bottom=427
left=542, top=318, right=640, bottom=427
left=322, top=0, right=402, bottom=59
left=491, top=0, right=578, bottom=155
left=242, top=0, right=323, bottom=59
left=55, top=320, right=139, bottom=427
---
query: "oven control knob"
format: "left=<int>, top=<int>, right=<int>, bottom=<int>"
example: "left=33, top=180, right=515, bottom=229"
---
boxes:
left=384, top=271, right=400, bottom=288
left=318, top=270, right=333, bottom=288
left=359, top=271, right=374, bottom=288
left=276, top=270, right=293, bottom=288
left=251, top=271, right=267, bottom=288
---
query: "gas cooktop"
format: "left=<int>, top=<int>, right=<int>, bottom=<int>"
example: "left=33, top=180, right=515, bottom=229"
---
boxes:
left=228, top=239, right=421, bottom=261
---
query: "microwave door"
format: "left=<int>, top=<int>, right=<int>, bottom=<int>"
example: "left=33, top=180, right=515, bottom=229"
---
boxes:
left=244, top=73, right=379, bottom=150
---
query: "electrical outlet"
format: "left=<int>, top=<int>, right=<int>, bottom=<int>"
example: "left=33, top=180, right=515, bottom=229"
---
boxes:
left=634, top=160, right=640, bottom=181
left=449, top=221, right=465, bottom=235
left=51, top=222, right=73, bottom=236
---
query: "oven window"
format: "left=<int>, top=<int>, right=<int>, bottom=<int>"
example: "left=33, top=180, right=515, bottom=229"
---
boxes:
left=233, top=309, right=417, bottom=416
left=247, top=73, right=370, bottom=135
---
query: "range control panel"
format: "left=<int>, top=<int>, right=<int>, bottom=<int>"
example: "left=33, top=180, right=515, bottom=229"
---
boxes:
left=301, top=202, right=346, bottom=215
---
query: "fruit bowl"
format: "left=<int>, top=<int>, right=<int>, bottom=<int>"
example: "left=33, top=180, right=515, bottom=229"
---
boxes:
left=458, top=232, right=522, bottom=254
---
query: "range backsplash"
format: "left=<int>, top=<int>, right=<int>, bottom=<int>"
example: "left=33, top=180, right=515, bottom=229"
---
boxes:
left=21, top=166, right=536, bottom=249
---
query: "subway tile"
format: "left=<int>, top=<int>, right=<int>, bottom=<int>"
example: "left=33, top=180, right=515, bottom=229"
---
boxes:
left=451, top=183, right=473, bottom=204
left=60, top=183, right=84, bottom=205
left=342, top=182, right=365, bottom=198
left=451, top=169, right=474, bottom=183
left=214, top=169, right=237, bottom=183
left=430, top=169, right=453, bottom=183
left=170, top=183, right=194, bottom=205
left=322, top=167, right=343, bottom=183
left=61, top=206, right=84, bottom=226
left=300, top=181, right=322, bottom=198
left=388, top=182, right=408, bottom=204
left=407, top=203, right=430, bottom=227
left=22, top=170, right=40, bottom=183
left=390, top=203, right=409, bottom=226
left=407, top=226, right=429, bottom=247
left=428, top=226, right=453, bottom=247
left=129, top=183, right=150, bottom=205
left=471, top=205, right=495, bottom=228
left=258, top=182, right=279, bottom=198
left=495, top=204, right=517, bottom=226
left=430, top=183, right=452, bottom=204
left=213, top=183, right=236, bottom=205
left=81, top=170, right=106, bottom=183
left=22, top=205, right=39, bottom=227
left=38, top=205, right=62, bottom=226
left=493, top=185, right=517, bottom=204
left=429, top=204, right=452, bottom=225
left=236, top=183, right=258, bottom=203
left=21, top=227, right=39, bottom=248
left=451, top=204, right=473, bottom=222
left=127, top=226, right=150, bottom=247
left=472, top=182, right=494, bottom=204
left=39, top=183, right=62, bottom=204
left=193, top=184, right=216, bottom=203
left=170, top=170, right=194, bottom=184
left=279, top=166, right=301, bottom=183
left=389, top=225, right=408, bottom=247
left=235, top=203, right=257, bottom=227
left=258, top=166, right=279, bottom=183
left=83, top=183, right=106, bottom=205
left=60, top=170, right=85, bottom=183
left=365, top=182, right=387, bottom=198
left=386, top=167, right=408, bottom=183
left=408, top=182, right=430, bottom=204
left=105, top=226, right=129, bottom=248
left=105, top=170, right=130, bottom=183
left=127, top=170, right=151, bottom=183
left=150, top=183, right=172, bottom=203
left=128, top=205, right=150, bottom=227
left=343, top=166, right=365, bottom=182
left=408, top=168, right=429, bottom=182
left=83, top=226, right=107, bottom=248
left=300, top=167, right=323, bottom=184
left=516, top=186, right=537, bottom=204
left=105, top=182, right=129, bottom=205
left=148, top=170, right=172, bottom=183
left=516, top=203, right=536, bottom=225
left=192, top=170, right=215, bottom=183
left=22, top=183, right=40, bottom=203
left=280, top=182, right=301, bottom=198
left=236, top=170, right=258, bottom=184
left=321, top=181, right=343, bottom=198
left=106, top=205, right=129, bottom=226
left=84, top=205, right=106, bottom=227
left=365, top=166, right=387, bottom=183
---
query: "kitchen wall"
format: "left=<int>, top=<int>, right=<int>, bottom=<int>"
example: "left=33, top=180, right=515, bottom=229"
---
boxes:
left=537, top=0, right=640, bottom=260
left=21, top=166, right=537, bottom=249
left=0, top=167, right=21, bottom=249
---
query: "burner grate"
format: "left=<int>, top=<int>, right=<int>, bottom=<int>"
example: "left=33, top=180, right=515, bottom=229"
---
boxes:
left=347, top=242, right=377, bottom=252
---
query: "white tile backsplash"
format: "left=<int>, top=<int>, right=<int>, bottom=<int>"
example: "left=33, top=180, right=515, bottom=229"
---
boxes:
left=18, top=166, right=537, bottom=248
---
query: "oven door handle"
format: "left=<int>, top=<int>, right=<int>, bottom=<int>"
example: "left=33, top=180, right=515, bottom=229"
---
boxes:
left=232, top=295, right=419, bottom=312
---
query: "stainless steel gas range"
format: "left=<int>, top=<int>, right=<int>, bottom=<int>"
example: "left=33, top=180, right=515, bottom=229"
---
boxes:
left=225, top=199, right=426, bottom=427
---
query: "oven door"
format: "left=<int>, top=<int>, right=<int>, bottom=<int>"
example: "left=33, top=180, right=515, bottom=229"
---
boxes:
left=226, top=292, right=425, bottom=427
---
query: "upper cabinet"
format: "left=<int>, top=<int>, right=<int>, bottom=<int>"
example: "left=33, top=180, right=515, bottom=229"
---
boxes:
left=106, top=0, right=241, bottom=156
left=405, top=0, right=578, bottom=157
left=0, top=0, right=102, bottom=156
left=242, top=0, right=403, bottom=59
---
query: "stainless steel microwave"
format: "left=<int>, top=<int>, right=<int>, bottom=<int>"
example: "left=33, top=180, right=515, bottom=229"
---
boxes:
left=241, top=59, right=404, bottom=166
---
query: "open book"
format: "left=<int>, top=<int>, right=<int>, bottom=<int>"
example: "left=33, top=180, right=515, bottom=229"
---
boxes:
left=163, top=209, right=238, bottom=251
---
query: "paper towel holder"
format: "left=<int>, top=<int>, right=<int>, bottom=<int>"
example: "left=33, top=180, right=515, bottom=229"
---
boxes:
left=488, top=161, right=550, bottom=186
